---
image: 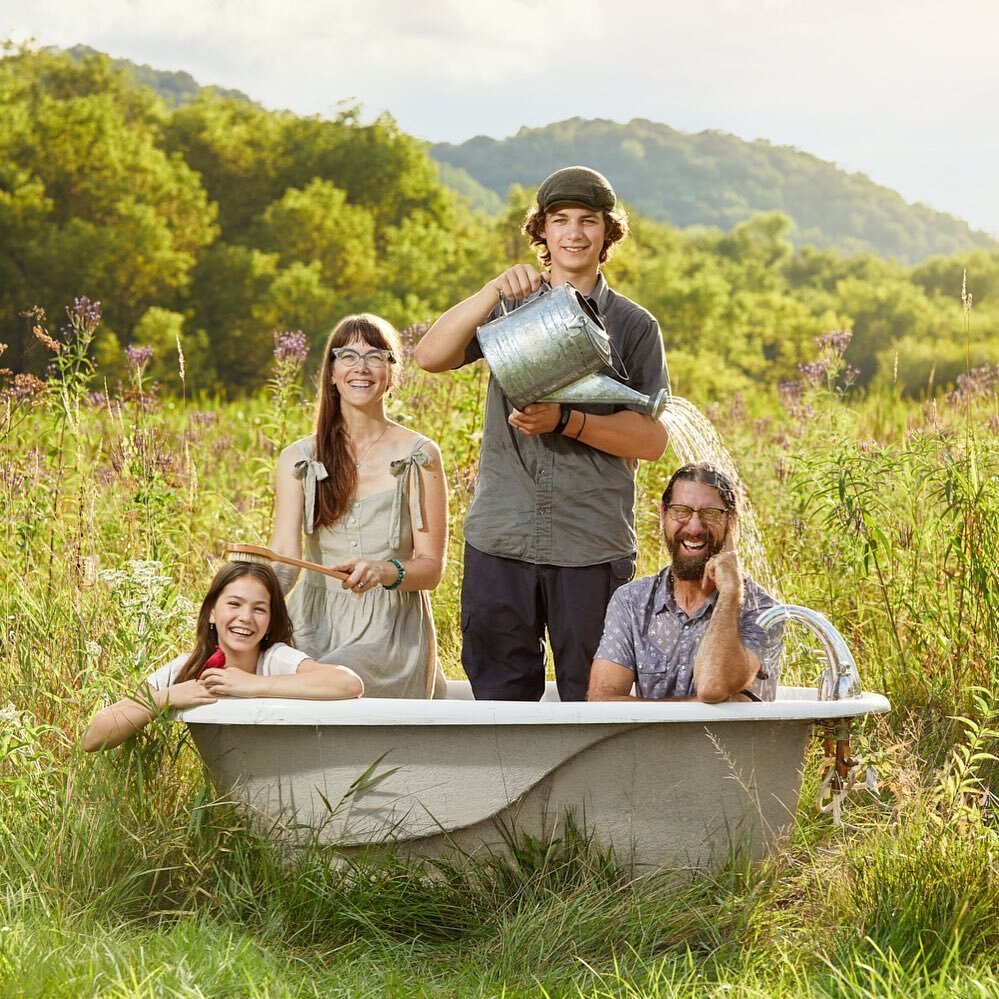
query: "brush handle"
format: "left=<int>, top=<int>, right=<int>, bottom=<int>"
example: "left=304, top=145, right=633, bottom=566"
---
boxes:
left=225, top=544, right=350, bottom=582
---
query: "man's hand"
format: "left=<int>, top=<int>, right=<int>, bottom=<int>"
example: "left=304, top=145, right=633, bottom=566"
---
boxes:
left=491, top=264, right=544, bottom=303
left=702, top=550, right=743, bottom=601
left=508, top=402, right=562, bottom=436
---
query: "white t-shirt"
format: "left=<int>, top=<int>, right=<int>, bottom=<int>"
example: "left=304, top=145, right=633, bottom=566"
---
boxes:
left=146, top=642, right=309, bottom=690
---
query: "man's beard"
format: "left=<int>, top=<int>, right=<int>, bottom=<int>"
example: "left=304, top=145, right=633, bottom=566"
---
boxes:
left=667, top=531, right=724, bottom=581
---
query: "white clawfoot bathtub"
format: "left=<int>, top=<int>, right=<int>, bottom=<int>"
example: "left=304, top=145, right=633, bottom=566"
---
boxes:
left=176, top=681, right=890, bottom=869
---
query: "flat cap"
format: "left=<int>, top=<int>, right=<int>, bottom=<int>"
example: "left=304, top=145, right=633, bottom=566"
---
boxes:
left=536, top=166, right=617, bottom=213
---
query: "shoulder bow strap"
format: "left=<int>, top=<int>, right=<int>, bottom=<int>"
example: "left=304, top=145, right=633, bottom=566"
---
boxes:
left=388, top=438, right=432, bottom=549
left=291, top=454, right=329, bottom=536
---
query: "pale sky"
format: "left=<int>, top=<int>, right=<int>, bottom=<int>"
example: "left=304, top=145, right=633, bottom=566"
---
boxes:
left=4, top=0, right=997, bottom=235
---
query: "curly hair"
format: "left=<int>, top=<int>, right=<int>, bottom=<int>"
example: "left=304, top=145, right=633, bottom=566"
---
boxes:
left=521, top=204, right=630, bottom=267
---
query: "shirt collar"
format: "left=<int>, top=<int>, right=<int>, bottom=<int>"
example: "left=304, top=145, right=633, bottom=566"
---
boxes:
left=536, top=271, right=610, bottom=314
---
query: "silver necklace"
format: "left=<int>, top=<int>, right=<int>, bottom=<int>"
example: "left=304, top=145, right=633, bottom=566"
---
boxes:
left=350, top=424, right=390, bottom=468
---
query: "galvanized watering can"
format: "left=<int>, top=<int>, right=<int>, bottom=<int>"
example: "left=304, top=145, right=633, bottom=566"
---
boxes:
left=477, top=282, right=669, bottom=419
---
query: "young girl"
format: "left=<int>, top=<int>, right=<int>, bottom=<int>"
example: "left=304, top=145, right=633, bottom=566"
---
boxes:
left=82, top=561, right=363, bottom=751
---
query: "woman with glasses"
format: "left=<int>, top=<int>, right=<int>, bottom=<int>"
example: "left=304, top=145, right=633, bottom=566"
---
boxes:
left=270, top=314, right=448, bottom=698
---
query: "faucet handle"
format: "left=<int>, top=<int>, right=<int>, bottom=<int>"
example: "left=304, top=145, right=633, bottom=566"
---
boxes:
left=817, top=665, right=835, bottom=701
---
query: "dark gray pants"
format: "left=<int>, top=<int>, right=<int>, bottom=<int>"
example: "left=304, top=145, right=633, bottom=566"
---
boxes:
left=460, top=543, right=635, bottom=702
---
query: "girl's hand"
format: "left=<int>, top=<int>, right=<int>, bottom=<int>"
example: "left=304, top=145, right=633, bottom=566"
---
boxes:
left=167, top=679, right=218, bottom=709
left=200, top=667, right=260, bottom=698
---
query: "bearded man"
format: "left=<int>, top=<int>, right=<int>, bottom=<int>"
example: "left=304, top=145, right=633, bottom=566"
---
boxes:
left=587, top=462, right=780, bottom=703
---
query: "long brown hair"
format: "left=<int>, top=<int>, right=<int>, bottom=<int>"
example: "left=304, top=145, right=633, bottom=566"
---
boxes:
left=521, top=205, right=630, bottom=267
left=313, top=313, right=402, bottom=529
left=175, top=562, right=295, bottom=682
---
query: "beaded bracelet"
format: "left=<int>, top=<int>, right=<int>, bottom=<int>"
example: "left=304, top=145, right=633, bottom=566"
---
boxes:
left=383, top=558, right=405, bottom=591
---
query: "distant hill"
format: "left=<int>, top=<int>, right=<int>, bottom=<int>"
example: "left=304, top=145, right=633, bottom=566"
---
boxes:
left=430, top=118, right=996, bottom=263
left=55, top=49, right=994, bottom=262
left=63, top=44, right=253, bottom=106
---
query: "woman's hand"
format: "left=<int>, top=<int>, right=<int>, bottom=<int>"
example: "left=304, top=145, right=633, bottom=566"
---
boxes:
left=332, top=558, right=388, bottom=596
left=200, top=667, right=261, bottom=698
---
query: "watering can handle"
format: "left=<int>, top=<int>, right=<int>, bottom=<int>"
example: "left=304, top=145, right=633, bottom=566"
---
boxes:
left=496, top=275, right=551, bottom=317
left=607, top=338, right=630, bottom=381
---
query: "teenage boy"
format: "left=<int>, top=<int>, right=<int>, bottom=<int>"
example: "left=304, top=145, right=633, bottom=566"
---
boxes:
left=415, top=166, right=669, bottom=701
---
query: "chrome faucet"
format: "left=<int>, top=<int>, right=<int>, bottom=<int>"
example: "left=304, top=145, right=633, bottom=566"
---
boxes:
left=756, top=604, right=863, bottom=700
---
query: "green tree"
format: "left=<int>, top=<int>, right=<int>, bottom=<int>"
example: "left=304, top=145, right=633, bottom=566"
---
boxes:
left=250, top=179, right=378, bottom=297
left=186, top=243, right=279, bottom=391
left=163, top=93, right=288, bottom=235
left=0, top=45, right=216, bottom=372
left=281, top=108, right=452, bottom=234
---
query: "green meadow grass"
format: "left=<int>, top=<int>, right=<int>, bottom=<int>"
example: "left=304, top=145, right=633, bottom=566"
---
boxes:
left=2, top=315, right=997, bottom=996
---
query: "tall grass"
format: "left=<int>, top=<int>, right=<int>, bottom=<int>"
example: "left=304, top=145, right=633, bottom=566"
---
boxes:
left=2, top=308, right=998, bottom=995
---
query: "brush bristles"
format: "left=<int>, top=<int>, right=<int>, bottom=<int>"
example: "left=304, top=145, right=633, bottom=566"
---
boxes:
left=226, top=550, right=271, bottom=564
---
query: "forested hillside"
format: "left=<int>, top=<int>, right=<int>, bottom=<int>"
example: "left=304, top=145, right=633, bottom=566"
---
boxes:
left=431, top=118, right=996, bottom=264
left=2, top=43, right=998, bottom=399
left=65, top=44, right=252, bottom=106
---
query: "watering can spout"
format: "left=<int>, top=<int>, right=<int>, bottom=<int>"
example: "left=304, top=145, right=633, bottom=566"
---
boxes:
left=541, top=379, right=669, bottom=420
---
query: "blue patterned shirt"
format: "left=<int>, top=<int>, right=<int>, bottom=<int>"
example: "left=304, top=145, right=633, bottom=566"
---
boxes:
left=594, top=567, right=781, bottom=700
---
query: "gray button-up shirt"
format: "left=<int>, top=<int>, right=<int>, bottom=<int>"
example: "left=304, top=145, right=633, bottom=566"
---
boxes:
left=594, top=567, right=781, bottom=700
left=461, top=274, right=669, bottom=566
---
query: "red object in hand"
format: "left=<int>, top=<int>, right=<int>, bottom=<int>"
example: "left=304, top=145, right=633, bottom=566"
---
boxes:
left=198, top=647, right=226, bottom=679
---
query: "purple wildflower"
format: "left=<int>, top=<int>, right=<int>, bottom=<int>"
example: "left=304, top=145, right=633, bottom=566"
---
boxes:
left=125, top=344, right=154, bottom=373
left=798, top=360, right=828, bottom=386
left=779, top=381, right=803, bottom=405
left=814, top=329, right=852, bottom=357
left=69, top=296, right=102, bottom=327
left=399, top=320, right=430, bottom=357
left=273, top=330, right=309, bottom=365
left=212, top=434, right=233, bottom=456
left=947, top=362, right=999, bottom=406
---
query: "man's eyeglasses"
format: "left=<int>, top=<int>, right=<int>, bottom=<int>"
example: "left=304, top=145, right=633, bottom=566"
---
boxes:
left=330, top=347, right=395, bottom=369
left=665, top=504, right=729, bottom=527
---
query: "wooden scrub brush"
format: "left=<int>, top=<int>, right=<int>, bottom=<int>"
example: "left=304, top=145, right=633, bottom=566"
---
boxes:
left=225, top=543, right=349, bottom=582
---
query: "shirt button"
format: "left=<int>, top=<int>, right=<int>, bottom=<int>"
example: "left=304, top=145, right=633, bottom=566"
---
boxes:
left=351, top=541, right=358, bottom=548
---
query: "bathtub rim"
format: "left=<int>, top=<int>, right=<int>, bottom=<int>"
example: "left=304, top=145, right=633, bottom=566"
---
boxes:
left=174, top=683, right=890, bottom=727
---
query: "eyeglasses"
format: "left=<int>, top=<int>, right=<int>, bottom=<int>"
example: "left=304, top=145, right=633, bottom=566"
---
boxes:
left=665, top=504, right=729, bottom=526
left=330, top=347, right=395, bottom=369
